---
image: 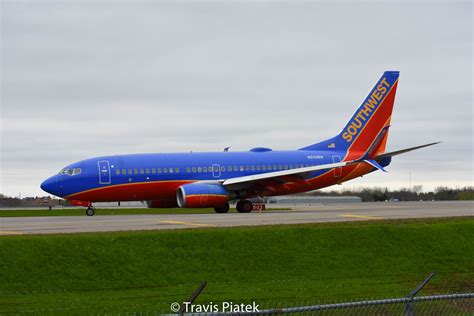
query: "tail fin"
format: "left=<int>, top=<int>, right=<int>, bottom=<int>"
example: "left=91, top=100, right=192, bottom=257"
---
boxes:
left=300, top=71, right=400, bottom=160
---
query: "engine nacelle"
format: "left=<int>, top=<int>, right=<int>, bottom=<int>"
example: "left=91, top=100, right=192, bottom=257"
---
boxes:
left=177, top=183, right=229, bottom=208
left=146, top=200, right=179, bottom=208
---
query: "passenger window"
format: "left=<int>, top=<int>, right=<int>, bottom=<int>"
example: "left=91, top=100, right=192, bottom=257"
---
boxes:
left=115, top=169, right=121, bottom=175
left=169, top=168, right=173, bottom=173
left=227, top=166, right=232, bottom=172
left=186, top=167, right=191, bottom=173
left=256, top=165, right=261, bottom=171
left=273, top=165, right=277, bottom=170
left=289, top=164, right=293, bottom=169
left=158, top=168, right=162, bottom=173
left=145, top=168, right=150, bottom=174
left=284, top=165, right=288, bottom=170
left=122, top=169, right=127, bottom=175
left=239, top=166, right=244, bottom=171
left=203, top=167, right=208, bottom=172
left=251, top=165, right=255, bottom=171
left=221, top=166, right=225, bottom=172
left=278, top=165, right=283, bottom=170
left=192, top=167, right=196, bottom=173
left=134, top=169, right=138, bottom=175
left=128, top=169, right=132, bottom=175
left=262, top=165, right=266, bottom=171
left=175, top=168, right=179, bottom=173
left=140, top=168, right=145, bottom=174
left=198, top=167, right=202, bottom=173
left=233, top=166, right=238, bottom=171
left=163, top=168, right=168, bottom=173
left=152, top=168, right=156, bottom=174
left=245, top=166, right=249, bottom=171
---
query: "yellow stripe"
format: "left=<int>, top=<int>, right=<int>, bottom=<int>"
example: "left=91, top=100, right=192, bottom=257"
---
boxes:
left=338, top=214, right=382, bottom=220
left=160, top=220, right=216, bottom=227
left=186, top=194, right=227, bottom=198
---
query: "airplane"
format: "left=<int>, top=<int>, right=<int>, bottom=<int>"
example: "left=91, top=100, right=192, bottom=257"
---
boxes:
left=41, top=71, right=439, bottom=216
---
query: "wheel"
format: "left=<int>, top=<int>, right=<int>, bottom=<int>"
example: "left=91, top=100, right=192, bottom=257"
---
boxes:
left=86, top=207, right=95, bottom=216
left=236, top=200, right=253, bottom=213
left=214, top=203, right=230, bottom=213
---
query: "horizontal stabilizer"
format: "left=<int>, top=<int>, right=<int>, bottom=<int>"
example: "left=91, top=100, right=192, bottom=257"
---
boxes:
left=375, top=142, right=441, bottom=159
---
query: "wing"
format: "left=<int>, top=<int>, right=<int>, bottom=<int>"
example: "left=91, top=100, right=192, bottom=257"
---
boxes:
left=222, top=160, right=352, bottom=190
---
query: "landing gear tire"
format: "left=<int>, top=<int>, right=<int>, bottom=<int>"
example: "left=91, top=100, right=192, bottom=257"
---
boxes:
left=214, top=203, right=230, bottom=214
left=86, top=207, right=95, bottom=216
left=236, top=200, right=253, bottom=213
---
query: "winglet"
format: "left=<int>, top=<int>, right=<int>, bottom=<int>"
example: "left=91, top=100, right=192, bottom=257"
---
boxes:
left=364, top=159, right=388, bottom=172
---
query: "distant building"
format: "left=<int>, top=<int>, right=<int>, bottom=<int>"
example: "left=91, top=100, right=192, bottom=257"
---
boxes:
left=267, top=196, right=361, bottom=204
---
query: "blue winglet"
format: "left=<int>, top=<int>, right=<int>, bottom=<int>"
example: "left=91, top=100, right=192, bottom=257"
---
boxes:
left=364, top=159, right=388, bottom=172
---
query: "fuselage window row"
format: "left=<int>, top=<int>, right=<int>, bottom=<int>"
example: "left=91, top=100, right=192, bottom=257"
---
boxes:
left=114, top=163, right=315, bottom=176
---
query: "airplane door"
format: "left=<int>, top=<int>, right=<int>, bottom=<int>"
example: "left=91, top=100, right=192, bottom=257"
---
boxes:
left=98, top=160, right=111, bottom=184
left=332, top=155, right=342, bottom=178
left=212, top=164, right=221, bottom=178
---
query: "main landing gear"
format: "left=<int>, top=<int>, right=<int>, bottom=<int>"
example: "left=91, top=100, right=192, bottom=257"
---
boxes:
left=214, top=203, right=230, bottom=214
left=86, top=206, right=95, bottom=216
left=213, top=200, right=254, bottom=213
left=236, top=200, right=253, bottom=213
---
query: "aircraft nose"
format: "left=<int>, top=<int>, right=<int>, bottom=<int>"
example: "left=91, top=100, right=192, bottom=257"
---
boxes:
left=41, top=176, right=58, bottom=195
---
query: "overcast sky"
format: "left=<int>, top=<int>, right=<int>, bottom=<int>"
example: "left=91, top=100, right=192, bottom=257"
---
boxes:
left=1, top=1, right=472, bottom=197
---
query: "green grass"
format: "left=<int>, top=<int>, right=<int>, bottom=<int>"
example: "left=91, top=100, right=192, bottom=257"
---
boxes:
left=0, top=218, right=473, bottom=314
left=0, top=207, right=291, bottom=217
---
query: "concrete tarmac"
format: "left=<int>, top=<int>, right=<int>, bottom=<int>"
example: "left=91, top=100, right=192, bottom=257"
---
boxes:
left=0, top=201, right=472, bottom=235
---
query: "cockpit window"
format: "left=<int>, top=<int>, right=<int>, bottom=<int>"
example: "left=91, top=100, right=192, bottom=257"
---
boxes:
left=59, top=168, right=81, bottom=176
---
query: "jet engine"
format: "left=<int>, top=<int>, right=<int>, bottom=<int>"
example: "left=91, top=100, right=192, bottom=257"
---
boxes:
left=177, top=183, right=229, bottom=208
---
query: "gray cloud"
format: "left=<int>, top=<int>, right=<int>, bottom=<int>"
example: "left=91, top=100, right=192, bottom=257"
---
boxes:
left=1, top=1, right=472, bottom=196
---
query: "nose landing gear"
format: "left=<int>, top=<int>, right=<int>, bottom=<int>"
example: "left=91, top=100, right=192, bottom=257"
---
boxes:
left=86, top=206, right=95, bottom=216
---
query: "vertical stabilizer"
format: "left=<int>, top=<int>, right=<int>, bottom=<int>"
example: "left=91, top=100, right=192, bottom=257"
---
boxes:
left=300, top=71, right=399, bottom=160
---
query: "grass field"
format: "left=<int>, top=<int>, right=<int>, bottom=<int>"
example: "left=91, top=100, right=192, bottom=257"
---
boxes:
left=0, top=207, right=290, bottom=217
left=0, top=218, right=473, bottom=314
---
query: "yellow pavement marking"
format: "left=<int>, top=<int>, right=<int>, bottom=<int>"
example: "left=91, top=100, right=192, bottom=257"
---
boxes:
left=160, top=220, right=216, bottom=227
left=0, top=230, right=24, bottom=235
left=3, top=218, right=162, bottom=228
left=338, top=214, right=383, bottom=220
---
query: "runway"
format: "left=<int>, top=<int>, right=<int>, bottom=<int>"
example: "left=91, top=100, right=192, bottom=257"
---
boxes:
left=0, top=201, right=472, bottom=235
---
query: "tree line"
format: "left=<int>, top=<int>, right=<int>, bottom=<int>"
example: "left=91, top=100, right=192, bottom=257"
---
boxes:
left=309, top=186, right=474, bottom=202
